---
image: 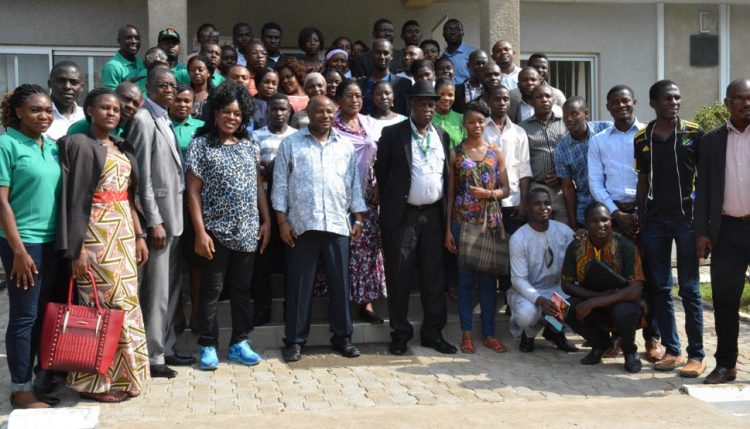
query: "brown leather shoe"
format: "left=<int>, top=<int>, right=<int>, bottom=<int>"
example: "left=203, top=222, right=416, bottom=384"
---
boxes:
left=603, top=337, right=622, bottom=358
left=10, top=391, right=50, bottom=409
left=654, top=354, right=687, bottom=371
left=645, top=338, right=665, bottom=363
left=680, top=359, right=706, bottom=378
left=703, top=366, right=737, bottom=384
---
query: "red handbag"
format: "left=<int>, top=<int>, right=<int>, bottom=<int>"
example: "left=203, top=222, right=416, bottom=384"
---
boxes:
left=39, top=271, right=124, bottom=375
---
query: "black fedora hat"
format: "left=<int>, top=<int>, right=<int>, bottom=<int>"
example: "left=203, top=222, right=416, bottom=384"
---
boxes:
left=407, top=80, right=440, bottom=99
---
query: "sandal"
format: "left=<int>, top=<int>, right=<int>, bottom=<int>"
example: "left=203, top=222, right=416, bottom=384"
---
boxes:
left=10, top=392, right=50, bottom=409
left=125, top=389, right=140, bottom=398
left=483, top=337, right=507, bottom=353
left=80, top=391, right=129, bottom=403
left=460, top=336, right=475, bottom=354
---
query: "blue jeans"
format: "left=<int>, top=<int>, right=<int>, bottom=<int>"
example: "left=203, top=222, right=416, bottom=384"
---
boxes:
left=0, top=238, right=58, bottom=392
left=452, top=221, right=498, bottom=337
left=642, top=216, right=704, bottom=360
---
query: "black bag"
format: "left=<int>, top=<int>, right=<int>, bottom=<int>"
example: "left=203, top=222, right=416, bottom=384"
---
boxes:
left=582, top=259, right=628, bottom=292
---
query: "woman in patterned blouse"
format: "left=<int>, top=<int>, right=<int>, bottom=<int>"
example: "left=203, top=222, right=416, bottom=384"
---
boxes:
left=445, top=100, right=509, bottom=355
left=185, top=81, right=272, bottom=371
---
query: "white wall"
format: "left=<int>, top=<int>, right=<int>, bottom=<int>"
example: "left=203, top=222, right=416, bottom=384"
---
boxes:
left=520, top=2, right=658, bottom=120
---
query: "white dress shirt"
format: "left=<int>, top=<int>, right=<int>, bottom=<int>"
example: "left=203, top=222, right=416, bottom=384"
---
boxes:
left=483, top=116, right=532, bottom=207
left=45, top=102, right=84, bottom=141
left=501, top=66, right=520, bottom=91
left=587, top=120, right=645, bottom=213
left=407, top=121, right=444, bottom=206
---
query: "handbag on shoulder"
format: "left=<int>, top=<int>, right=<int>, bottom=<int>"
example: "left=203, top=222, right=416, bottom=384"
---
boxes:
left=39, top=271, right=124, bottom=375
left=458, top=194, right=510, bottom=276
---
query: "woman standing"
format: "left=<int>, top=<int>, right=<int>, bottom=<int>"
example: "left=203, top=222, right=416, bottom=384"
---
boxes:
left=369, top=81, right=406, bottom=137
left=445, top=100, right=509, bottom=354
left=0, top=84, right=61, bottom=409
left=275, top=58, right=309, bottom=112
left=254, top=68, right=279, bottom=103
left=333, top=80, right=386, bottom=323
left=57, top=87, right=150, bottom=402
left=323, top=69, right=344, bottom=101
left=433, top=79, right=466, bottom=148
left=298, top=27, right=325, bottom=74
left=185, top=82, right=271, bottom=371
left=325, top=49, right=351, bottom=79
left=188, top=55, right=214, bottom=119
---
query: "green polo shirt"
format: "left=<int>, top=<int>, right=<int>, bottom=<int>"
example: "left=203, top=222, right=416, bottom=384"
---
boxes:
left=101, top=51, right=145, bottom=90
left=211, top=71, right=225, bottom=88
left=171, top=116, right=205, bottom=155
left=0, top=128, right=61, bottom=243
left=66, top=118, right=125, bottom=138
left=173, top=63, right=191, bottom=85
left=433, top=110, right=467, bottom=148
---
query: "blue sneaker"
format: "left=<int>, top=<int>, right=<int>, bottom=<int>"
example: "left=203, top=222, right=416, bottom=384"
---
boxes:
left=227, top=340, right=262, bottom=366
left=199, top=346, right=219, bottom=371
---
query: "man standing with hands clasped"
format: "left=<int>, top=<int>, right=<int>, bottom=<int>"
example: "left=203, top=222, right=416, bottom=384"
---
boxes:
left=376, top=80, right=457, bottom=356
left=272, top=95, right=366, bottom=363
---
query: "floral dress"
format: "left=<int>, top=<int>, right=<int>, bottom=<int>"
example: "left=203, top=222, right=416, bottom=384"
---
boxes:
left=453, top=144, right=503, bottom=229
left=67, top=149, right=149, bottom=394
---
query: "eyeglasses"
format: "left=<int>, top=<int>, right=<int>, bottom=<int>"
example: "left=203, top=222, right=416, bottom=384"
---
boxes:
left=155, top=83, right=177, bottom=90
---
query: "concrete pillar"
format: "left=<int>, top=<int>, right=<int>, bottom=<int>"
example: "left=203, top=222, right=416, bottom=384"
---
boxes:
left=479, top=0, right=521, bottom=54
left=147, top=0, right=188, bottom=60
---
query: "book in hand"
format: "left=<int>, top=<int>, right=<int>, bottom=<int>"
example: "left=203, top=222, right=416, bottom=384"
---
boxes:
left=544, top=292, right=570, bottom=333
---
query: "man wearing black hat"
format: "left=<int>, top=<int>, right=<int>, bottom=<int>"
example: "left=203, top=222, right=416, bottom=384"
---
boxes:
left=157, top=28, right=190, bottom=85
left=375, top=80, right=457, bottom=355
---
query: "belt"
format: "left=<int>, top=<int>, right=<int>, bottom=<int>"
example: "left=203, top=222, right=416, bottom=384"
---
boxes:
left=614, top=200, right=636, bottom=214
left=92, top=190, right=129, bottom=203
left=407, top=202, right=439, bottom=211
left=723, top=214, right=750, bottom=223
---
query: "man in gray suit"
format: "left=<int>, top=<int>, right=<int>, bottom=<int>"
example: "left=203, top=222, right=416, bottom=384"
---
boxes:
left=129, top=66, right=193, bottom=378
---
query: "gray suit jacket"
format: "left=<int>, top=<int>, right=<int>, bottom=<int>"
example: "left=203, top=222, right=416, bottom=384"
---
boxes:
left=128, top=100, right=184, bottom=236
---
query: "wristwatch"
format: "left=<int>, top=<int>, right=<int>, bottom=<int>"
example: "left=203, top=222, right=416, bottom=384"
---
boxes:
left=136, top=233, right=148, bottom=240
left=354, top=220, right=364, bottom=226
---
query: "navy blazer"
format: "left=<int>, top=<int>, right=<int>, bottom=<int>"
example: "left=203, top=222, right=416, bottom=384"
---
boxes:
left=374, top=119, right=451, bottom=231
left=695, top=124, right=729, bottom=245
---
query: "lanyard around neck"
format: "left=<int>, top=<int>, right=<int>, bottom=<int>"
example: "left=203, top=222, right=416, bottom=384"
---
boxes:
left=412, top=128, right=431, bottom=156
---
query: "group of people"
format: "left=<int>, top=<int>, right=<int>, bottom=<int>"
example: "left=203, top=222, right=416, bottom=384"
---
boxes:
left=1, top=15, right=749, bottom=410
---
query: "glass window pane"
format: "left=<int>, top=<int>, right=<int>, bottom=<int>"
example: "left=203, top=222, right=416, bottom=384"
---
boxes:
left=0, top=53, right=49, bottom=134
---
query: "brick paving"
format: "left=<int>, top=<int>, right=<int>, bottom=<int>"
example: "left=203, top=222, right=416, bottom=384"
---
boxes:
left=0, top=291, right=747, bottom=427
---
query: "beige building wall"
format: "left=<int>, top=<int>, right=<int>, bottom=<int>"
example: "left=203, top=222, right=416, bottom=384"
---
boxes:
left=730, top=5, right=750, bottom=84
left=663, top=4, right=720, bottom=119
left=520, top=2, right=658, bottom=120
left=187, top=0, right=481, bottom=54
left=0, top=0, right=149, bottom=47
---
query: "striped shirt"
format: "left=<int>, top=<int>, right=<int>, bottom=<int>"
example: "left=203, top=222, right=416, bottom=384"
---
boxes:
left=519, top=111, right=566, bottom=183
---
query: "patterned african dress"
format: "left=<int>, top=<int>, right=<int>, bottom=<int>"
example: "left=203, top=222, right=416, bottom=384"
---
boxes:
left=67, top=149, right=150, bottom=394
left=560, top=232, right=645, bottom=286
left=452, top=144, right=503, bottom=229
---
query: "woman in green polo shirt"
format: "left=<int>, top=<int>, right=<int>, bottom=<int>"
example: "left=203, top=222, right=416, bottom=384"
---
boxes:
left=432, top=78, right=467, bottom=148
left=0, top=84, right=62, bottom=409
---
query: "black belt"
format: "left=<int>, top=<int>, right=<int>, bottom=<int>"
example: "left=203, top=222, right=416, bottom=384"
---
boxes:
left=723, top=214, right=750, bottom=223
left=407, top=202, right=439, bottom=211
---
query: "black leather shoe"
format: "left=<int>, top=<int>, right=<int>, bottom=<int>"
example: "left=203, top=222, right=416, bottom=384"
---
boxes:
left=165, top=354, right=196, bottom=366
left=32, top=370, right=55, bottom=395
left=332, top=339, right=361, bottom=358
left=704, top=366, right=737, bottom=384
left=624, top=352, right=642, bottom=373
left=284, top=344, right=302, bottom=362
left=519, top=332, right=535, bottom=353
left=421, top=337, right=458, bottom=354
left=580, top=348, right=605, bottom=365
left=150, top=364, right=177, bottom=378
left=389, top=339, right=408, bottom=355
left=543, top=327, right=579, bottom=352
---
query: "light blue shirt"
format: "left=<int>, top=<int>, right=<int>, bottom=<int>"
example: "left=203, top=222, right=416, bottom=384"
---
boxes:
left=587, top=120, right=645, bottom=213
left=441, top=42, right=476, bottom=85
left=271, top=127, right=366, bottom=237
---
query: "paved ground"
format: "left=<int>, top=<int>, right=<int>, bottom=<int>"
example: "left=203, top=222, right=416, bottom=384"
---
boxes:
left=0, top=290, right=748, bottom=428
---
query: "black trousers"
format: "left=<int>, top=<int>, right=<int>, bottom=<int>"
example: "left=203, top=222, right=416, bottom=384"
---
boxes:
left=382, top=204, right=447, bottom=342
left=197, top=235, right=255, bottom=348
left=284, top=231, right=352, bottom=346
left=711, top=216, right=750, bottom=368
left=565, top=296, right=643, bottom=354
left=251, top=210, right=285, bottom=316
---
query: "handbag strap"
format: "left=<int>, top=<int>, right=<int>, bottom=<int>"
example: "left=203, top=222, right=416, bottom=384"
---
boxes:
left=67, top=271, right=102, bottom=313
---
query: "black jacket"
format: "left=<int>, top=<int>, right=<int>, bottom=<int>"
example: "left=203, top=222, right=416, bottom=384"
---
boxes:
left=374, top=119, right=451, bottom=230
left=695, top=124, right=729, bottom=245
left=56, top=133, right=140, bottom=259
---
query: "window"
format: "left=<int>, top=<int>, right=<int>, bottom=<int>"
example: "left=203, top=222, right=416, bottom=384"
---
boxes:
left=0, top=46, right=117, bottom=105
left=521, top=54, right=599, bottom=119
